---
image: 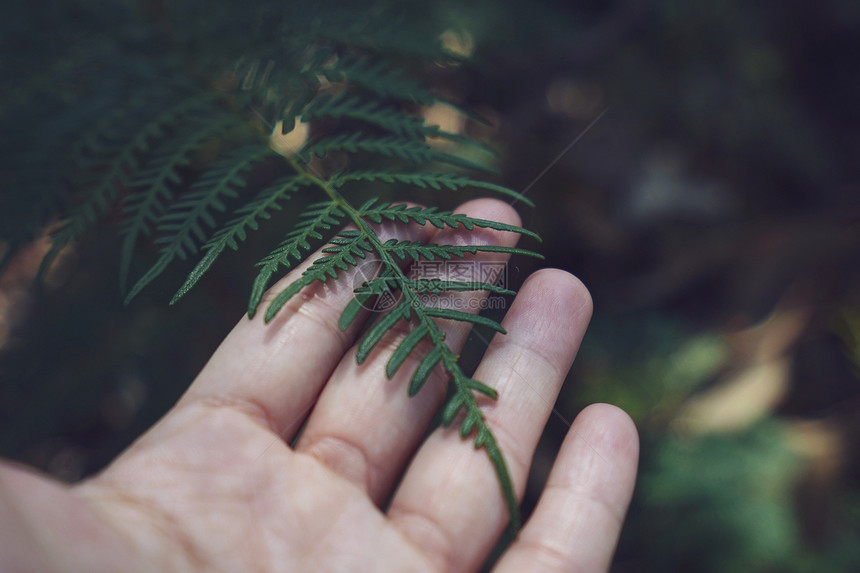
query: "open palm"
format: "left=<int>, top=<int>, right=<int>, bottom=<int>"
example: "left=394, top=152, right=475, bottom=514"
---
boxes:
left=0, top=199, right=637, bottom=572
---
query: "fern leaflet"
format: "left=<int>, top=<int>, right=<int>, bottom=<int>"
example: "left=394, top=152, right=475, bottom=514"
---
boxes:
left=263, top=230, right=374, bottom=322
left=124, top=144, right=274, bottom=304
left=171, top=174, right=312, bottom=304
left=332, top=171, right=534, bottom=207
left=248, top=201, right=346, bottom=317
left=357, top=201, right=541, bottom=241
left=120, top=114, right=242, bottom=291
left=301, top=132, right=434, bottom=163
left=380, top=239, right=541, bottom=262
left=39, top=93, right=216, bottom=283
left=325, top=55, right=436, bottom=105
left=301, top=132, right=496, bottom=172
left=304, top=93, right=437, bottom=140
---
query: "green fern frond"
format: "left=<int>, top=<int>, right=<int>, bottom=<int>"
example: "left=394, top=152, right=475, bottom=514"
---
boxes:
left=423, top=306, right=506, bottom=333
left=119, top=115, right=243, bottom=291
left=324, top=54, right=492, bottom=128
left=124, top=144, right=274, bottom=304
left=303, top=93, right=432, bottom=139
left=257, top=194, right=527, bottom=529
left=38, top=92, right=218, bottom=284
left=323, top=235, right=522, bottom=528
left=263, top=230, right=373, bottom=322
left=171, top=174, right=313, bottom=304
left=75, top=91, right=214, bottom=173
left=325, top=55, right=436, bottom=105
left=355, top=299, right=415, bottom=362
left=441, top=369, right=520, bottom=530
left=248, top=200, right=345, bottom=317
left=301, top=132, right=433, bottom=163
left=409, top=297, right=521, bottom=531
left=332, top=171, right=534, bottom=207
left=68, top=87, right=180, bottom=166
left=358, top=201, right=541, bottom=241
left=300, top=132, right=492, bottom=172
left=380, top=238, right=542, bottom=262
left=302, top=94, right=496, bottom=166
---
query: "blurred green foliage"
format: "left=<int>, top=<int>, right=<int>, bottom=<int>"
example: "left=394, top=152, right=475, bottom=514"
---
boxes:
left=642, top=423, right=800, bottom=572
left=574, top=315, right=728, bottom=423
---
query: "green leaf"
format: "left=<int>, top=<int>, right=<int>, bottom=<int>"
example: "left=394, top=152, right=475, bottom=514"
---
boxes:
left=358, top=202, right=541, bottom=242
left=356, top=301, right=412, bottom=363
left=248, top=201, right=344, bottom=318
left=408, top=345, right=442, bottom=396
left=325, top=54, right=436, bottom=106
left=333, top=171, right=535, bottom=207
left=120, top=114, right=241, bottom=292
left=171, top=175, right=310, bottom=305
left=40, top=92, right=219, bottom=286
left=339, top=291, right=373, bottom=330
left=301, top=133, right=434, bottom=163
left=381, top=239, right=543, bottom=262
left=125, top=144, right=273, bottom=305
left=475, top=426, right=521, bottom=531
left=444, top=367, right=521, bottom=530
left=465, top=378, right=498, bottom=399
left=386, top=323, right=429, bottom=378
left=441, top=393, right=466, bottom=426
left=263, top=232, right=372, bottom=322
left=303, top=93, right=431, bottom=139
left=423, top=307, right=506, bottom=334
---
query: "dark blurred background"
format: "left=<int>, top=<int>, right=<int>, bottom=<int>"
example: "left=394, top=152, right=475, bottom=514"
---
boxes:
left=1, top=0, right=859, bottom=570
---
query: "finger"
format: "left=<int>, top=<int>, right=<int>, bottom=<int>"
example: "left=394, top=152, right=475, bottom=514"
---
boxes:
left=163, top=213, right=438, bottom=442
left=388, top=269, right=593, bottom=572
left=294, top=198, right=523, bottom=503
left=494, top=404, right=639, bottom=573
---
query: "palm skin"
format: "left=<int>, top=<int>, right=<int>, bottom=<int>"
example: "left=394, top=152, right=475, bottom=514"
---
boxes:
left=0, top=199, right=638, bottom=572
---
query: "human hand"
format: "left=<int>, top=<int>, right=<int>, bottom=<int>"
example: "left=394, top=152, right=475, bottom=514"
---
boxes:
left=0, top=199, right=638, bottom=572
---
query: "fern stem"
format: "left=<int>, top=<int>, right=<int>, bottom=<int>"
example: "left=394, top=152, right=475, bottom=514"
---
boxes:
left=286, top=157, right=520, bottom=531
left=274, top=154, right=521, bottom=530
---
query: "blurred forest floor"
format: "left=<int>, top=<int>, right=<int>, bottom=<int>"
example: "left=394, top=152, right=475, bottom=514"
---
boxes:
left=1, top=1, right=859, bottom=571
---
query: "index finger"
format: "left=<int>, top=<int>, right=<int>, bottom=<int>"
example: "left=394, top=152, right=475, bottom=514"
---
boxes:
left=171, top=211, right=438, bottom=440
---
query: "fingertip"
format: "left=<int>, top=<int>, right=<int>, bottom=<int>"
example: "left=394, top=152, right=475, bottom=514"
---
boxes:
left=552, top=402, right=639, bottom=528
left=574, top=403, right=640, bottom=468
left=505, top=270, right=592, bottom=352
left=522, top=268, right=593, bottom=321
